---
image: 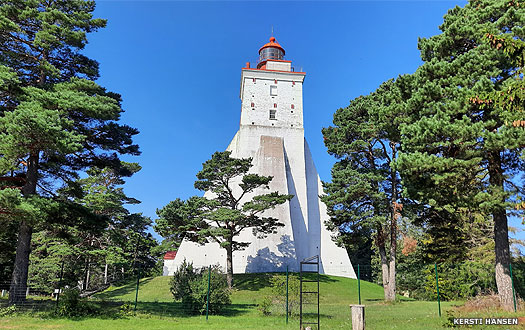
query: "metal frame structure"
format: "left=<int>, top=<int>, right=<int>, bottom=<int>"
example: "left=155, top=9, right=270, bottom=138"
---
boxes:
left=300, top=255, right=320, bottom=330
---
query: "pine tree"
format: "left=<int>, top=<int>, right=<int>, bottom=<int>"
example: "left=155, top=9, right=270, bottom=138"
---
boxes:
left=0, top=1, right=139, bottom=304
left=322, top=80, right=409, bottom=301
left=394, top=0, right=525, bottom=310
left=156, top=151, right=292, bottom=288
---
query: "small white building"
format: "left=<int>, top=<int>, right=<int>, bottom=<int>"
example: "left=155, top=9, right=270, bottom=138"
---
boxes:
left=164, top=37, right=355, bottom=278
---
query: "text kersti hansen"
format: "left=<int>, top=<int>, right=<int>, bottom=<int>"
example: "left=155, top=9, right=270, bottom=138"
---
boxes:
left=453, top=318, right=519, bottom=325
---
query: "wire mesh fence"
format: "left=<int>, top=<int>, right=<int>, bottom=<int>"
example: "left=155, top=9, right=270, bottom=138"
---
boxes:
left=1, top=260, right=523, bottom=321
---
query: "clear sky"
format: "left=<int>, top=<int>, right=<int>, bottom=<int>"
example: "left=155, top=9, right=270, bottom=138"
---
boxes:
left=83, top=0, right=523, bottom=251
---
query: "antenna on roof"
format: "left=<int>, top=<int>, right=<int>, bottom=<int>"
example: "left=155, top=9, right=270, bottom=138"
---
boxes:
left=271, top=26, right=274, bottom=37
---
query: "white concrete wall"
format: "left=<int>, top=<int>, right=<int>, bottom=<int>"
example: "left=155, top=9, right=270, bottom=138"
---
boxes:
left=266, top=60, right=292, bottom=71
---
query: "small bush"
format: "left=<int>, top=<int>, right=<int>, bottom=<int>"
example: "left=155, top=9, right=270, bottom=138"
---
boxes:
left=190, top=266, right=231, bottom=314
left=257, top=274, right=305, bottom=316
left=257, top=295, right=272, bottom=316
left=423, top=262, right=495, bottom=301
left=170, top=259, right=198, bottom=301
left=0, top=305, right=17, bottom=317
left=170, top=261, right=231, bottom=314
left=119, top=303, right=134, bottom=316
left=55, top=288, right=100, bottom=317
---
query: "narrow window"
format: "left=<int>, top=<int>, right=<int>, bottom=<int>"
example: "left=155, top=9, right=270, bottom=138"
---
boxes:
left=269, top=110, right=276, bottom=120
left=291, top=104, right=294, bottom=109
left=270, top=85, right=277, bottom=96
left=251, top=102, right=255, bottom=107
left=253, top=78, right=256, bottom=83
left=274, top=103, right=277, bottom=108
left=292, top=81, right=295, bottom=86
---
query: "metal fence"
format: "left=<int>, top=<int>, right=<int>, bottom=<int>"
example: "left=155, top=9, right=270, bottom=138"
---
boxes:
left=1, top=260, right=523, bottom=322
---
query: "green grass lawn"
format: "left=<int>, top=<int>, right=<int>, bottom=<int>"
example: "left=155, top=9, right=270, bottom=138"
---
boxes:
left=1, top=274, right=523, bottom=329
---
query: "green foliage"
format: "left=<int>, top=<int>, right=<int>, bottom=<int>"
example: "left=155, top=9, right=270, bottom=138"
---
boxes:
left=257, top=274, right=302, bottom=316
left=118, top=303, right=134, bottom=317
left=422, top=263, right=496, bottom=301
left=170, top=260, right=198, bottom=301
left=189, top=266, right=231, bottom=314
left=55, top=289, right=100, bottom=318
left=256, top=295, right=272, bottom=316
left=156, top=151, right=292, bottom=286
left=511, top=256, right=525, bottom=298
left=0, top=0, right=140, bottom=301
left=0, top=305, right=17, bottom=317
left=170, top=262, right=231, bottom=314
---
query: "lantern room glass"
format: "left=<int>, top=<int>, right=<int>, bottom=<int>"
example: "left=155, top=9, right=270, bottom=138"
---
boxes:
left=259, top=47, right=284, bottom=62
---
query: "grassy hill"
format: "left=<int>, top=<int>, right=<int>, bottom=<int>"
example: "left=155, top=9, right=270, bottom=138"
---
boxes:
left=3, top=273, right=521, bottom=329
left=86, top=273, right=455, bottom=329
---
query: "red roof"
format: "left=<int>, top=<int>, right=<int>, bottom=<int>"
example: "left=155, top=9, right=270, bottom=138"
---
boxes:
left=259, top=37, right=285, bottom=55
left=164, top=251, right=177, bottom=260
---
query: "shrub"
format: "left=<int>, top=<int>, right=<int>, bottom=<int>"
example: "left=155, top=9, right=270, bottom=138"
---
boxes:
left=170, top=261, right=231, bottom=314
left=170, top=259, right=198, bottom=301
left=0, top=305, right=17, bottom=317
left=55, top=288, right=100, bottom=317
left=257, top=295, right=272, bottom=316
left=190, top=266, right=231, bottom=314
left=257, top=274, right=304, bottom=316
left=423, top=262, right=495, bottom=301
left=119, top=303, right=134, bottom=316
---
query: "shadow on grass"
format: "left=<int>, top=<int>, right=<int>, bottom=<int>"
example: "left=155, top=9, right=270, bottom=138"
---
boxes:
left=233, top=272, right=337, bottom=291
left=136, top=301, right=251, bottom=318
left=91, top=300, right=251, bottom=319
left=234, top=273, right=272, bottom=291
left=94, top=277, right=155, bottom=301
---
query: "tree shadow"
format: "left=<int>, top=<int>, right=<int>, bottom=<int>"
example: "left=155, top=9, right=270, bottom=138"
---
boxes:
left=234, top=273, right=273, bottom=291
left=137, top=301, right=250, bottom=318
left=93, top=277, right=155, bottom=301
left=92, top=300, right=250, bottom=318
left=245, top=235, right=297, bottom=273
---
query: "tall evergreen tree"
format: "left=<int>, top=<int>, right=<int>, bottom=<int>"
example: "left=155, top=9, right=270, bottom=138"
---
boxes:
left=322, top=80, right=408, bottom=301
left=0, top=1, right=139, bottom=304
left=394, top=0, right=525, bottom=310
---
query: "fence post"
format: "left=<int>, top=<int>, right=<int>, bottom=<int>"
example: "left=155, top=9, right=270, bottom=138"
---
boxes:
left=357, top=264, right=361, bottom=305
left=286, top=265, right=289, bottom=324
left=134, top=264, right=141, bottom=312
left=206, top=265, right=211, bottom=321
left=510, top=263, right=517, bottom=313
left=55, top=260, right=65, bottom=312
left=435, top=263, right=441, bottom=317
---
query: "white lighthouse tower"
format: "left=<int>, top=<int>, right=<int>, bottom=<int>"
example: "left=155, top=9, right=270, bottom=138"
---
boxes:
left=164, top=37, right=356, bottom=278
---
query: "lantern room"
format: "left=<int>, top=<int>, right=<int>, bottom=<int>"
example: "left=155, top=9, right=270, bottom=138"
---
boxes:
left=257, top=37, right=285, bottom=69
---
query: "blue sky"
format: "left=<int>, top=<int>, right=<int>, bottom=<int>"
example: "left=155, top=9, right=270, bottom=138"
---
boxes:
left=83, top=0, right=523, bottom=251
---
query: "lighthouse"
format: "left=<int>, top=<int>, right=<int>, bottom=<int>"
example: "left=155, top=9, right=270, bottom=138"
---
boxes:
left=164, top=37, right=356, bottom=278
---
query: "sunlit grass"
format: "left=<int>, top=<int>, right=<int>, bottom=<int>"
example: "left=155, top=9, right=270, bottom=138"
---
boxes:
left=1, top=274, right=522, bottom=329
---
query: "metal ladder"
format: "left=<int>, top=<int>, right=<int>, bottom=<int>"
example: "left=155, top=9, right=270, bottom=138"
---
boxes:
left=300, top=255, right=320, bottom=330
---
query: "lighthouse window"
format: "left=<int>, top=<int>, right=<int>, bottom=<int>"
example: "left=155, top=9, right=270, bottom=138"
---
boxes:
left=270, top=85, right=277, bottom=96
left=269, top=110, right=276, bottom=120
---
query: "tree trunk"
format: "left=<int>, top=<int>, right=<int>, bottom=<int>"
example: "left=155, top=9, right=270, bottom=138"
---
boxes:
left=386, top=215, right=397, bottom=301
left=104, top=263, right=108, bottom=285
left=376, top=225, right=390, bottom=300
left=9, top=152, right=38, bottom=305
left=226, top=240, right=233, bottom=289
left=385, top=144, right=398, bottom=302
left=85, top=259, right=90, bottom=291
left=488, top=151, right=513, bottom=311
left=8, top=220, right=32, bottom=304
